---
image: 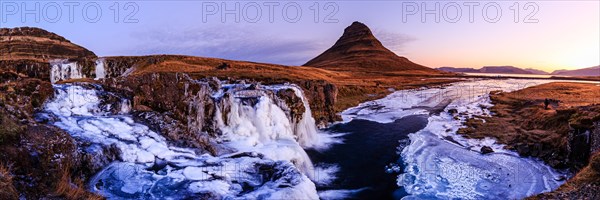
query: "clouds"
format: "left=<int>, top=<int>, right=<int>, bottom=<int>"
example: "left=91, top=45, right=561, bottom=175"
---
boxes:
left=372, top=29, right=416, bottom=55
left=123, top=24, right=416, bottom=66
left=126, top=25, right=331, bottom=66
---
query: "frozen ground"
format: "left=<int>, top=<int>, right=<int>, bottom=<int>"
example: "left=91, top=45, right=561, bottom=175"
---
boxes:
left=343, top=79, right=578, bottom=199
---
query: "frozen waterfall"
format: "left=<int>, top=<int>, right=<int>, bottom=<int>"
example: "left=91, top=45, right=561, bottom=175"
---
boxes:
left=50, top=59, right=84, bottom=83
left=42, top=81, right=334, bottom=199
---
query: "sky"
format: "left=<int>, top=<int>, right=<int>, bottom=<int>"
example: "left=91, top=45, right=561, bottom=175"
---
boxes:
left=1, top=0, right=598, bottom=72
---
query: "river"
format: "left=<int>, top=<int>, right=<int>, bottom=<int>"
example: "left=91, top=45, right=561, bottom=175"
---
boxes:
left=41, top=75, right=600, bottom=199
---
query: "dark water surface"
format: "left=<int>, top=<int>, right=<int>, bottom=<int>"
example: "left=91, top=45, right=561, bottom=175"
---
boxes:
left=307, top=115, right=428, bottom=199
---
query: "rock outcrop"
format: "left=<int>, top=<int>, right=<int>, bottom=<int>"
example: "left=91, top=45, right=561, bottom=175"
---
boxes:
left=533, top=152, right=600, bottom=199
left=100, top=73, right=217, bottom=153
left=458, top=83, right=600, bottom=170
left=0, top=74, right=102, bottom=199
left=295, top=79, right=339, bottom=126
left=0, top=27, right=97, bottom=81
left=304, top=21, right=439, bottom=73
left=93, top=55, right=341, bottom=125
left=0, top=27, right=96, bottom=61
left=99, top=72, right=330, bottom=154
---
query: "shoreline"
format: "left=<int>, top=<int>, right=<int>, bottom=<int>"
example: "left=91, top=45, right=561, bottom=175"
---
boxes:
left=454, top=82, right=600, bottom=198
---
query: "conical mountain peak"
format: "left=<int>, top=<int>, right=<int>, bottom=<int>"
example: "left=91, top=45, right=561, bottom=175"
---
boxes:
left=304, top=22, right=438, bottom=73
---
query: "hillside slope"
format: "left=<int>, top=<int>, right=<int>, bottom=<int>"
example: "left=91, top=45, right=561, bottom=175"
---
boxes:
left=304, top=22, right=440, bottom=74
left=552, top=66, right=600, bottom=76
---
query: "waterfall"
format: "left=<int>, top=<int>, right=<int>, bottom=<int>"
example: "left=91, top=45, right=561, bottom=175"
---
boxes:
left=211, top=83, right=323, bottom=179
left=44, top=84, right=319, bottom=199
left=288, top=86, right=320, bottom=148
left=49, top=58, right=107, bottom=82
left=50, top=59, right=84, bottom=83
left=95, top=58, right=106, bottom=80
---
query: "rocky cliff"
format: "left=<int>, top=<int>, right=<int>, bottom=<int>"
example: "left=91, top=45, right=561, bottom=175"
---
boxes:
left=95, top=55, right=341, bottom=125
left=0, top=71, right=103, bottom=199
left=0, top=27, right=97, bottom=82
left=0, top=27, right=96, bottom=61
left=98, top=72, right=331, bottom=155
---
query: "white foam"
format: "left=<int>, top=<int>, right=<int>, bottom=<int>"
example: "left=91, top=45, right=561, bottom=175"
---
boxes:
left=318, top=188, right=368, bottom=200
left=313, top=164, right=340, bottom=186
left=213, top=84, right=344, bottom=181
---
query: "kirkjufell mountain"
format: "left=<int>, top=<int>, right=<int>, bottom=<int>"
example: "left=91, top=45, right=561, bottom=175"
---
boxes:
left=304, top=22, right=439, bottom=73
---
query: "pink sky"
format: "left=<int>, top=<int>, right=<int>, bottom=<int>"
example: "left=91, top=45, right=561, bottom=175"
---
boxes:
left=3, top=1, right=598, bottom=72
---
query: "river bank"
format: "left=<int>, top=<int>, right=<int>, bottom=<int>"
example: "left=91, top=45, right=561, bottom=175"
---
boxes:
left=455, top=82, right=600, bottom=198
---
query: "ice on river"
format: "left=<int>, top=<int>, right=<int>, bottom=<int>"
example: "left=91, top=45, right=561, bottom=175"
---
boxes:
left=342, top=79, right=577, bottom=199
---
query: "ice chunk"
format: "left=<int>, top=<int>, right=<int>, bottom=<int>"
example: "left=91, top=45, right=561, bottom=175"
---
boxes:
left=183, top=167, right=210, bottom=181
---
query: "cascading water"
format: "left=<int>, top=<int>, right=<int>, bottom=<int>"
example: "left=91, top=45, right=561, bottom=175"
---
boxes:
left=50, top=59, right=84, bottom=83
left=45, top=60, right=341, bottom=199
left=43, top=84, right=321, bottom=199
left=95, top=58, right=106, bottom=80
left=287, top=86, right=321, bottom=148
left=44, top=61, right=337, bottom=198
left=212, top=84, right=324, bottom=179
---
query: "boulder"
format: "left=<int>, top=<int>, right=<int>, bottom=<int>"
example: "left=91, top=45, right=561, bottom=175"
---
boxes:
left=480, top=146, right=494, bottom=154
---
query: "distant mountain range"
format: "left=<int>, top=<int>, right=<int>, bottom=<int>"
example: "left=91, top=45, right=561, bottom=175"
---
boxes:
left=438, top=66, right=600, bottom=77
left=438, top=66, right=537, bottom=74
left=551, top=66, right=600, bottom=76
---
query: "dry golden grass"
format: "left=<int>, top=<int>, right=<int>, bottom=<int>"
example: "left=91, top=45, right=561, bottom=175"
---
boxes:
left=458, top=82, right=600, bottom=168
left=504, top=82, right=600, bottom=108
left=0, top=163, right=18, bottom=200
left=457, top=82, right=600, bottom=198
left=105, top=55, right=459, bottom=113
left=55, top=166, right=104, bottom=200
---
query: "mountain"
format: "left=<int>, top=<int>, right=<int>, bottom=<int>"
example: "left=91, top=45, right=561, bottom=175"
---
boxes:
left=0, top=27, right=97, bottom=81
left=551, top=66, right=600, bottom=76
left=437, top=67, right=479, bottom=73
left=478, top=66, right=533, bottom=74
left=304, top=22, right=439, bottom=73
left=437, top=66, right=548, bottom=74
left=524, top=68, right=549, bottom=75
left=0, top=27, right=96, bottom=62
